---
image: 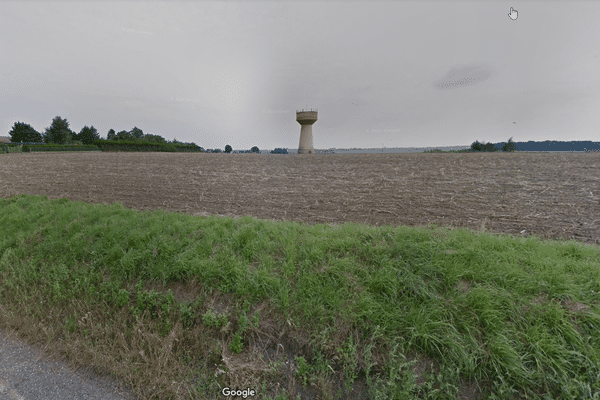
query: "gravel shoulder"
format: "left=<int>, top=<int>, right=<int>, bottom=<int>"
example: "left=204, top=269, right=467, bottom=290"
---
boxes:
left=0, top=325, right=141, bottom=400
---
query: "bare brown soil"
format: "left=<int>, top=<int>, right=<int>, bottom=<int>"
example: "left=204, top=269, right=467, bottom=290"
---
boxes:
left=1, top=151, right=599, bottom=249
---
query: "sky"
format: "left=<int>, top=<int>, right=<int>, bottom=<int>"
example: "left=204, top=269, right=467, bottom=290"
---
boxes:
left=2, top=1, right=600, bottom=150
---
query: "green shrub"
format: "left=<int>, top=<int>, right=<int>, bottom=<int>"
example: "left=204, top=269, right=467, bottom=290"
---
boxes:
left=4, top=144, right=23, bottom=154
left=202, top=309, right=228, bottom=328
left=229, top=332, right=243, bottom=353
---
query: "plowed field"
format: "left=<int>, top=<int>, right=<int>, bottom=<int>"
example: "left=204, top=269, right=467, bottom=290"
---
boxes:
left=1, top=151, right=599, bottom=249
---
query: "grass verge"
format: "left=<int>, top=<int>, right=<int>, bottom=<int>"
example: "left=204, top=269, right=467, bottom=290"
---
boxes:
left=1, top=194, right=599, bottom=399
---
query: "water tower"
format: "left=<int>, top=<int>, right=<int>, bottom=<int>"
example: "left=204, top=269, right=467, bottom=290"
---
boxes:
left=296, top=108, right=317, bottom=154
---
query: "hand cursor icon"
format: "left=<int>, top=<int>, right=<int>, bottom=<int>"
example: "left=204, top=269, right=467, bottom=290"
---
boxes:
left=508, top=7, right=518, bottom=20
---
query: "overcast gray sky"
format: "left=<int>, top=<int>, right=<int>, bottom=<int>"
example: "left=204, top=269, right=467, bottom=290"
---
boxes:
left=2, top=1, right=600, bottom=150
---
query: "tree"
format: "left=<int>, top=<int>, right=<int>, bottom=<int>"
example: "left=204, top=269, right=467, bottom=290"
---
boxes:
left=470, top=140, right=483, bottom=152
left=251, top=146, right=259, bottom=153
left=501, top=137, right=517, bottom=152
left=115, top=130, right=131, bottom=141
left=107, top=129, right=116, bottom=141
left=129, top=127, right=144, bottom=140
left=225, top=144, right=232, bottom=153
left=43, top=116, right=74, bottom=144
left=8, top=121, right=43, bottom=143
left=482, top=142, right=497, bottom=152
left=78, top=125, right=100, bottom=145
left=141, top=133, right=167, bottom=144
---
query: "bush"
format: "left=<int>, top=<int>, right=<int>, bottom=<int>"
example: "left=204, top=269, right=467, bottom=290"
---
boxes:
left=93, top=139, right=178, bottom=152
left=173, top=144, right=203, bottom=152
left=3, top=144, right=23, bottom=154
left=22, top=143, right=100, bottom=152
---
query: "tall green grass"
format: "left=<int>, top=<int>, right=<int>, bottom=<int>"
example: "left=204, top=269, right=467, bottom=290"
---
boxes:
left=0, top=194, right=599, bottom=399
left=2, top=144, right=23, bottom=153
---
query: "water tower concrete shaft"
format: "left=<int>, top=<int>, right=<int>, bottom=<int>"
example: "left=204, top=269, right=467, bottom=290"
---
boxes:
left=296, top=109, right=317, bottom=154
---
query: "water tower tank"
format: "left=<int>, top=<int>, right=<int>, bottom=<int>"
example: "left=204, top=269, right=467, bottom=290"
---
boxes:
left=296, top=109, right=317, bottom=154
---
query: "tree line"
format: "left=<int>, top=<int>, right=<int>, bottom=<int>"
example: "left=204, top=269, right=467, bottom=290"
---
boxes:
left=7, top=116, right=264, bottom=153
left=8, top=116, right=191, bottom=146
left=469, top=139, right=600, bottom=152
left=469, top=137, right=517, bottom=152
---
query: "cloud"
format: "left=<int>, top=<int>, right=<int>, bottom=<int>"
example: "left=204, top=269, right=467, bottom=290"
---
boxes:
left=434, top=64, right=494, bottom=90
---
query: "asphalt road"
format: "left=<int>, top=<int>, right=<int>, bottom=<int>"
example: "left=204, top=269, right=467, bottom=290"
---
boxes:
left=0, top=325, right=140, bottom=400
